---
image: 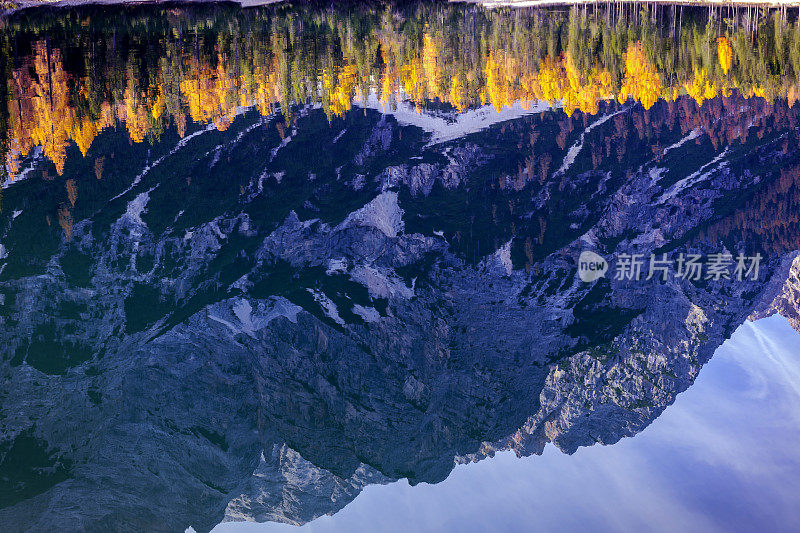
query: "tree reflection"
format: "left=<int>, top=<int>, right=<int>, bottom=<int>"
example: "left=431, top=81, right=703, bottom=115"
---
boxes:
left=2, top=2, right=800, bottom=181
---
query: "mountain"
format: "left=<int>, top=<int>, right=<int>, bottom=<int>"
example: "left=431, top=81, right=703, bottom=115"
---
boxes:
left=2, top=91, right=800, bottom=532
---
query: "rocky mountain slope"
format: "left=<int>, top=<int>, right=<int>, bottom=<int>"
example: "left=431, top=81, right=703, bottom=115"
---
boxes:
left=2, top=93, right=800, bottom=532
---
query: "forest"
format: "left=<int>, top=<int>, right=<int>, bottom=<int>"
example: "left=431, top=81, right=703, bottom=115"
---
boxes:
left=1, top=1, right=799, bottom=181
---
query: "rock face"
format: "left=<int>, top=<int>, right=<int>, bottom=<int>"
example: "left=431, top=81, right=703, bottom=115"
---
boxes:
left=2, top=92, right=800, bottom=532
left=750, top=254, right=800, bottom=332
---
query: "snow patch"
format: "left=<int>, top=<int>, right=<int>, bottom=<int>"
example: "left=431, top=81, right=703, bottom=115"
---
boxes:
left=208, top=314, right=246, bottom=336
left=658, top=148, right=729, bottom=203
left=124, top=189, right=153, bottom=226
left=208, top=297, right=303, bottom=336
left=352, top=304, right=381, bottom=323
left=496, top=239, right=514, bottom=276
left=327, top=258, right=348, bottom=275
left=579, top=228, right=599, bottom=247
left=257, top=297, right=303, bottom=325
left=2, top=147, right=42, bottom=189
left=363, top=92, right=551, bottom=145
left=209, top=147, right=222, bottom=168
left=647, top=166, right=666, bottom=186
left=233, top=299, right=255, bottom=336
left=350, top=264, right=414, bottom=300
left=110, top=117, right=234, bottom=202
left=663, top=129, right=702, bottom=155
left=341, top=191, right=404, bottom=238
left=231, top=119, right=265, bottom=146
left=554, top=108, right=626, bottom=178
left=269, top=128, right=296, bottom=162
left=307, top=289, right=345, bottom=326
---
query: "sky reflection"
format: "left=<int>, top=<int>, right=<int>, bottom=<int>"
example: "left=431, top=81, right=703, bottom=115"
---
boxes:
left=214, top=316, right=800, bottom=533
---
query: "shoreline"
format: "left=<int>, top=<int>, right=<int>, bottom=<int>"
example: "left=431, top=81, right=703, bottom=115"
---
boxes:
left=5, top=0, right=800, bottom=13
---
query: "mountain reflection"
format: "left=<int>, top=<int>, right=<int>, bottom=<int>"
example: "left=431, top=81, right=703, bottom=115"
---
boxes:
left=1, top=2, right=800, bottom=533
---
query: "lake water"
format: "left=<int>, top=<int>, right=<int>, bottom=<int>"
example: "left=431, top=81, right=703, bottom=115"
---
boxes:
left=1, top=2, right=799, bottom=532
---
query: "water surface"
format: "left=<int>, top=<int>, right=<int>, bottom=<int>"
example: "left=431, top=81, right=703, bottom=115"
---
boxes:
left=1, top=2, right=800, bottom=531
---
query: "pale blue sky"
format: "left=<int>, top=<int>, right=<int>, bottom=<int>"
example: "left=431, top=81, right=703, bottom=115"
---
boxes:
left=211, top=316, right=800, bottom=533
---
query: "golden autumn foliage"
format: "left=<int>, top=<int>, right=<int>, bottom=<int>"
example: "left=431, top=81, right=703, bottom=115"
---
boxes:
left=422, top=33, right=443, bottom=101
left=324, top=65, right=358, bottom=117
left=684, top=68, right=719, bottom=108
left=181, top=58, right=239, bottom=131
left=718, top=37, right=733, bottom=74
left=9, top=43, right=72, bottom=176
left=485, top=51, right=516, bottom=112
left=619, top=43, right=662, bottom=110
left=4, top=6, right=800, bottom=180
left=449, top=75, right=467, bottom=112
